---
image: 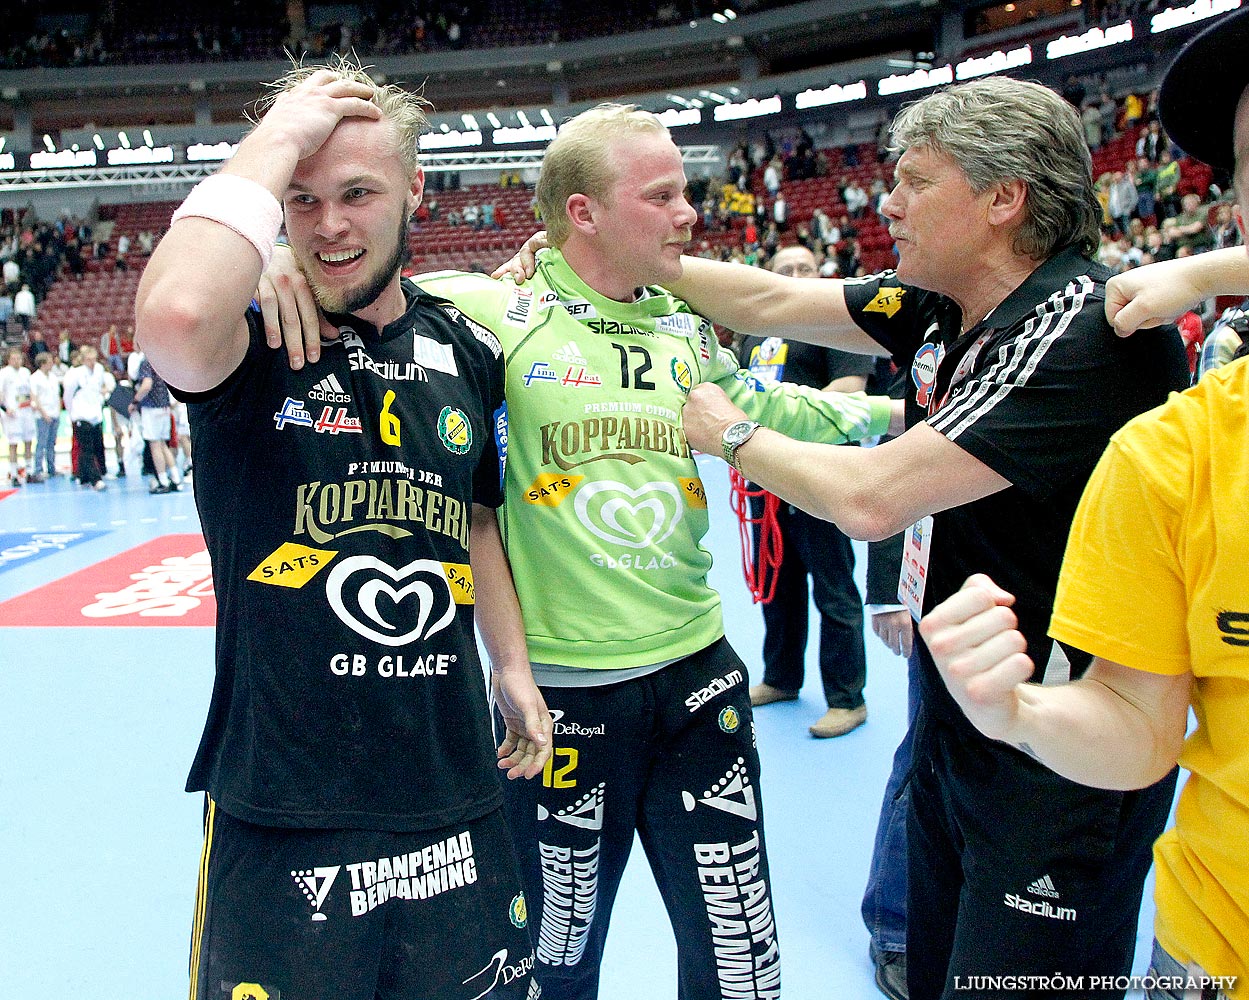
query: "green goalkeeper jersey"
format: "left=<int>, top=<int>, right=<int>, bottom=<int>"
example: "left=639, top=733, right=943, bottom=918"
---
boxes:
left=418, top=250, right=891, bottom=670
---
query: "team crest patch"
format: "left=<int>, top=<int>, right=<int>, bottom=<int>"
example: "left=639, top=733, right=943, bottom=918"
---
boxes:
left=670, top=358, right=693, bottom=394
left=438, top=406, right=472, bottom=454
left=863, top=286, right=905, bottom=319
left=718, top=706, right=741, bottom=733
left=509, top=892, right=529, bottom=928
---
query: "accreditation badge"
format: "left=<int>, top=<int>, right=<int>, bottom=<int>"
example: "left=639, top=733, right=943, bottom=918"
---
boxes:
left=898, top=515, right=933, bottom=622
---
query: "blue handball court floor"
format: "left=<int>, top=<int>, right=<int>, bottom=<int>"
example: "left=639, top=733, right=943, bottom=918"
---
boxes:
left=0, top=451, right=1164, bottom=999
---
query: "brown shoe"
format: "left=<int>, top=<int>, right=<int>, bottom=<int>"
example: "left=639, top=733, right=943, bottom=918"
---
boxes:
left=809, top=705, right=867, bottom=738
left=749, top=683, right=799, bottom=707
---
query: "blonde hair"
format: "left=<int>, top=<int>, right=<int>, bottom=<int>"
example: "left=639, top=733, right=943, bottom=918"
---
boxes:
left=258, top=54, right=431, bottom=175
left=536, top=104, right=670, bottom=245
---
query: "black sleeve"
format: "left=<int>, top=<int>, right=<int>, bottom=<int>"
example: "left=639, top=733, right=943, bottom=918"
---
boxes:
left=925, top=291, right=1189, bottom=501
left=865, top=530, right=905, bottom=605
left=841, top=272, right=939, bottom=368
left=470, top=339, right=507, bottom=511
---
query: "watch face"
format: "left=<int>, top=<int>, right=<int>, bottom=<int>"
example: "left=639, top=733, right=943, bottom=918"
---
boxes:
left=725, top=420, right=756, bottom=445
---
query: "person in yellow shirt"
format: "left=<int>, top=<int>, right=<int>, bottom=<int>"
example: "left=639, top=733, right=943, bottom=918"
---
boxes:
left=918, top=12, right=1249, bottom=997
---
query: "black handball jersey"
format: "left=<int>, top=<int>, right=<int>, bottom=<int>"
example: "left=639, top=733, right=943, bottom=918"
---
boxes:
left=176, top=279, right=508, bottom=831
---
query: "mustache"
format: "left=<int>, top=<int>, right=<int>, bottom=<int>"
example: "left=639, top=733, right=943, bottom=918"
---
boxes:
left=888, top=227, right=910, bottom=242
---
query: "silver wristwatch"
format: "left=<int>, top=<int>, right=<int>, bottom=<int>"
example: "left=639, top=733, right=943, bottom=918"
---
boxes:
left=721, top=419, right=761, bottom=471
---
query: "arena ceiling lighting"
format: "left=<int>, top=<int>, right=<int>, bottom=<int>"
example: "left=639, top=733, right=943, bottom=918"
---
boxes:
left=955, top=45, right=1032, bottom=80
left=186, top=141, right=237, bottom=162
left=878, top=65, right=954, bottom=96
left=1045, top=20, right=1133, bottom=58
left=1150, top=0, right=1241, bottom=32
left=657, top=108, right=702, bottom=127
left=418, top=129, right=483, bottom=150
left=795, top=81, right=868, bottom=109
left=712, top=95, right=782, bottom=121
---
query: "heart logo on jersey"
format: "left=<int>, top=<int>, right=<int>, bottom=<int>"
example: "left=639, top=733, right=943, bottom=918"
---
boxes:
left=325, top=556, right=455, bottom=646
left=573, top=480, right=684, bottom=549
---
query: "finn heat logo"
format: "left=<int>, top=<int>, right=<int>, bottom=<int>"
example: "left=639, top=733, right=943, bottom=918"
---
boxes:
left=326, top=556, right=455, bottom=646
left=573, top=480, right=684, bottom=549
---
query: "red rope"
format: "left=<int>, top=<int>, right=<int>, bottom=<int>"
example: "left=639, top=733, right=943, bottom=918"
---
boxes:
left=728, top=468, right=784, bottom=604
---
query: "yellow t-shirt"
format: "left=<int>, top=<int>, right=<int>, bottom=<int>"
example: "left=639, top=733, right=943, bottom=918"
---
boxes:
left=1050, top=358, right=1249, bottom=985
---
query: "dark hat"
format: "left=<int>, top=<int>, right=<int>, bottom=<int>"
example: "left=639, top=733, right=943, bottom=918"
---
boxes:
left=1159, top=7, right=1249, bottom=171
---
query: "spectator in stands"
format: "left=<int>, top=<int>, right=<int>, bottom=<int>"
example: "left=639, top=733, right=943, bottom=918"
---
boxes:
left=3, top=256, right=19, bottom=294
left=743, top=218, right=759, bottom=252
left=836, top=236, right=861, bottom=278
left=481, top=201, right=498, bottom=230
left=871, top=178, right=890, bottom=223
left=0, top=289, right=11, bottom=327
left=64, top=233, right=84, bottom=277
left=463, top=201, right=480, bottom=230
left=1155, top=149, right=1182, bottom=219
left=1062, top=73, right=1087, bottom=108
left=13, top=283, right=34, bottom=331
left=1082, top=101, right=1103, bottom=150
left=447, top=206, right=462, bottom=227
left=137, top=229, right=154, bottom=255
left=762, top=220, right=781, bottom=256
left=843, top=178, right=869, bottom=218
left=812, top=206, right=834, bottom=245
left=1138, top=120, right=1167, bottom=163
left=728, top=145, right=749, bottom=187
left=56, top=329, right=72, bottom=367
left=763, top=156, right=783, bottom=196
left=773, top=192, right=788, bottom=229
left=1212, top=202, right=1242, bottom=249
left=1098, top=87, right=1119, bottom=143
left=117, top=233, right=130, bottom=257
left=1173, top=192, right=1214, bottom=253
left=100, top=324, right=123, bottom=371
left=1107, top=169, right=1137, bottom=236
left=1123, top=90, right=1144, bottom=128
left=1130, top=157, right=1156, bottom=221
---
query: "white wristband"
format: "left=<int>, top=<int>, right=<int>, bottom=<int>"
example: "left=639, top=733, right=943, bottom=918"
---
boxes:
left=170, top=174, right=284, bottom=271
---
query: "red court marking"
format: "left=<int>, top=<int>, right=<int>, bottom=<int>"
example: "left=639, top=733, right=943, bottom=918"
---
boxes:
left=0, top=489, right=18, bottom=502
left=0, top=533, right=216, bottom=626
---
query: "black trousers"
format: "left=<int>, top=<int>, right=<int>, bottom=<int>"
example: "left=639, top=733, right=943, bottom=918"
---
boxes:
left=498, top=638, right=781, bottom=1000
left=906, top=710, right=1178, bottom=1000
left=749, top=492, right=866, bottom=709
left=73, top=420, right=105, bottom=485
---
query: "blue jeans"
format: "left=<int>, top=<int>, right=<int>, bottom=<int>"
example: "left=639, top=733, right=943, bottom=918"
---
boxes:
left=861, top=645, right=920, bottom=955
left=34, top=416, right=57, bottom=476
left=1146, top=938, right=1232, bottom=1000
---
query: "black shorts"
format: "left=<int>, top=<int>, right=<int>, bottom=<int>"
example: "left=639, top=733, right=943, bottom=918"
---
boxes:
left=190, top=801, right=539, bottom=1000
